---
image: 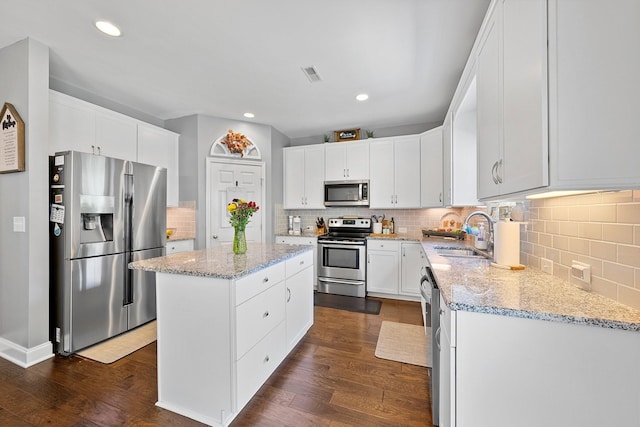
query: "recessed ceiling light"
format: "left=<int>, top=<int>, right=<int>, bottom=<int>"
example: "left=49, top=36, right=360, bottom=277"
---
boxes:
left=356, top=94, right=369, bottom=101
left=95, top=20, right=122, bottom=37
left=243, top=112, right=255, bottom=118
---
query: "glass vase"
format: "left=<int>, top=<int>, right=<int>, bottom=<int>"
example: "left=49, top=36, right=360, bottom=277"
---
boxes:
left=232, top=227, right=247, bottom=254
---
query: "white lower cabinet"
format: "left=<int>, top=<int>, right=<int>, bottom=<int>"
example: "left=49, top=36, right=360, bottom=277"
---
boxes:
left=165, top=239, right=194, bottom=254
left=367, top=239, right=423, bottom=299
left=366, top=240, right=400, bottom=295
left=155, top=250, right=314, bottom=427
left=285, top=253, right=314, bottom=352
left=439, top=295, right=640, bottom=427
left=400, top=242, right=426, bottom=296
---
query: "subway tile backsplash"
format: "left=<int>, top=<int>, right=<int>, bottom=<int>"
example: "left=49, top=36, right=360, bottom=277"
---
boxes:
left=276, top=204, right=483, bottom=237
left=522, top=190, right=640, bottom=311
left=166, top=200, right=196, bottom=240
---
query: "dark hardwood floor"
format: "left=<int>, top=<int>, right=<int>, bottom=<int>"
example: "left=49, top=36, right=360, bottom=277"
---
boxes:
left=0, top=298, right=433, bottom=426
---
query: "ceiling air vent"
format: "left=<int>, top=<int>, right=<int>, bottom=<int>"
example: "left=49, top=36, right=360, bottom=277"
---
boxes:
left=301, top=66, right=322, bottom=83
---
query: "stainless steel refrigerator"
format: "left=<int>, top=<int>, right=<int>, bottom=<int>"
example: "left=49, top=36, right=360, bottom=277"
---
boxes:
left=49, top=151, right=166, bottom=355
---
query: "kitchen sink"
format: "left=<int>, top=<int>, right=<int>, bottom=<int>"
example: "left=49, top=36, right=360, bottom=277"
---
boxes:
left=434, top=246, right=489, bottom=259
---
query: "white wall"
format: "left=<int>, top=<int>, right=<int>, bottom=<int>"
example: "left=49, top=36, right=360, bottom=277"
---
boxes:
left=0, top=38, right=53, bottom=366
left=167, top=115, right=278, bottom=248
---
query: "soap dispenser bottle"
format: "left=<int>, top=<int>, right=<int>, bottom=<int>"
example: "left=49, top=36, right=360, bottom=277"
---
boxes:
left=475, top=223, right=487, bottom=250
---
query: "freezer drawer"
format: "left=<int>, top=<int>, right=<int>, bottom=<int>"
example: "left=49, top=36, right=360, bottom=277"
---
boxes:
left=68, top=253, right=128, bottom=353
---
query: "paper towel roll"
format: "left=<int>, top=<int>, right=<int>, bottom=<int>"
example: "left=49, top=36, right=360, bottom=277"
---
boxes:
left=493, top=221, right=521, bottom=267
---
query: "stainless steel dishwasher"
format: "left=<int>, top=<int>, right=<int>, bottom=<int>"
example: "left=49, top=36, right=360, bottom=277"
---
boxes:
left=420, top=265, right=440, bottom=426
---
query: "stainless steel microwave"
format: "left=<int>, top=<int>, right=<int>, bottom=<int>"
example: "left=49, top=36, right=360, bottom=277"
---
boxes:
left=324, top=180, right=369, bottom=207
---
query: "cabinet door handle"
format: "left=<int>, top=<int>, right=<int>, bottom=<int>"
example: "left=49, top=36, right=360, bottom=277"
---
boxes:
left=497, top=159, right=503, bottom=183
left=287, top=288, right=291, bottom=302
left=299, top=260, right=304, bottom=265
left=263, top=277, right=269, bottom=283
left=346, top=168, right=350, bottom=177
left=212, top=235, right=218, bottom=239
left=439, top=192, right=442, bottom=203
left=435, top=326, right=442, bottom=351
left=263, top=310, right=270, bottom=318
left=491, top=161, right=499, bottom=184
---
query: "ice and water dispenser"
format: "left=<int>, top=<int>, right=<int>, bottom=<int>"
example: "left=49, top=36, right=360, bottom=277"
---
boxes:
left=79, top=195, right=114, bottom=244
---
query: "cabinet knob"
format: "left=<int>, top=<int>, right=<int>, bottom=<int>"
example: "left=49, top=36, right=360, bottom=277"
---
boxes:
left=263, top=310, right=270, bottom=318
left=299, top=260, right=304, bottom=265
left=263, top=277, right=269, bottom=283
left=264, top=355, right=270, bottom=363
left=212, top=235, right=218, bottom=239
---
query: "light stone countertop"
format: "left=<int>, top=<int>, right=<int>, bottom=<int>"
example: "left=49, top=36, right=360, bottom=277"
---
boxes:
left=129, top=243, right=312, bottom=279
left=420, top=239, right=640, bottom=332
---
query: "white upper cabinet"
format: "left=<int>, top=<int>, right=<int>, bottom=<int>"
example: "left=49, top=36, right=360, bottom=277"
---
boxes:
left=420, top=127, right=444, bottom=208
left=548, top=0, right=640, bottom=190
left=50, top=90, right=180, bottom=206
left=477, top=0, right=548, bottom=200
left=283, top=145, right=325, bottom=209
left=50, top=91, right=97, bottom=155
left=370, top=136, right=421, bottom=209
left=95, top=110, right=138, bottom=161
left=50, top=90, right=137, bottom=160
left=137, top=124, right=180, bottom=207
left=324, top=141, right=370, bottom=181
left=473, top=0, right=639, bottom=199
left=476, top=2, right=504, bottom=200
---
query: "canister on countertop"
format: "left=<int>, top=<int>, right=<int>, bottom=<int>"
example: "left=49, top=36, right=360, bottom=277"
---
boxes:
left=293, top=216, right=301, bottom=235
left=288, top=215, right=294, bottom=235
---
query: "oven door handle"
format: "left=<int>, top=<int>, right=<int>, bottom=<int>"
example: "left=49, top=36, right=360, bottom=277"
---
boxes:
left=319, top=241, right=366, bottom=246
left=317, top=277, right=365, bottom=286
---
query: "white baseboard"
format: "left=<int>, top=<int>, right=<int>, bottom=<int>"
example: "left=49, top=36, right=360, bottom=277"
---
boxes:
left=0, top=337, right=53, bottom=368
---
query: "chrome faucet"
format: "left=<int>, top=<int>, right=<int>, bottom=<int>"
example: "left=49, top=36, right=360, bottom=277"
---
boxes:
left=462, top=210, right=495, bottom=256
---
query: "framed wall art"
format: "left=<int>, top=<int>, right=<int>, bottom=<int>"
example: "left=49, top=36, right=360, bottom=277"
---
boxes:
left=0, top=102, right=25, bottom=173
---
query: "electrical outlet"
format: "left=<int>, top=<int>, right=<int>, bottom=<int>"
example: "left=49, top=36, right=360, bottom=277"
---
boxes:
left=571, top=260, right=592, bottom=291
left=541, top=258, right=553, bottom=275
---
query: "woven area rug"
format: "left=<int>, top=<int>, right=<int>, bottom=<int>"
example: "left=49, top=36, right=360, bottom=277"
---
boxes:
left=76, top=321, right=156, bottom=364
left=375, top=321, right=430, bottom=367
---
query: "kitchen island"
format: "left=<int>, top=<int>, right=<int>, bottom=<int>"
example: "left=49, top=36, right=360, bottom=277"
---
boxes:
left=129, top=243, right=314, bottom=427
left=420, top=239, right=640, bottom=427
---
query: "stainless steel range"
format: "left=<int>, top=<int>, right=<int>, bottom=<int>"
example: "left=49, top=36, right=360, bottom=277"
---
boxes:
left=317, top=217, right=371, bottom=298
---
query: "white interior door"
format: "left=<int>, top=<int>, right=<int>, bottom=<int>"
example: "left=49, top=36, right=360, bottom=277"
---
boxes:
left=206, top=159, right=265, bottom=248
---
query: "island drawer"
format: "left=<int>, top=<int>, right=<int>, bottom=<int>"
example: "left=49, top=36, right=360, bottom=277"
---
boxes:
left=235, top=261, right=286, bottom=305
left=285, top=251, right=313, bottom=278
left=236, top=321, right=286, bottom=410
left=235, top=281, right=286, bottom=359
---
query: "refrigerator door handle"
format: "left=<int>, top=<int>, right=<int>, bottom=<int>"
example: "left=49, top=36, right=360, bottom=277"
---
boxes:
left=124, top=173, right=134, bottom=305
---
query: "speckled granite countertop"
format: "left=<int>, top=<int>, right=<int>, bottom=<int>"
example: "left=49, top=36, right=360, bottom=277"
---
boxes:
left=367, top=232, right=425, bottom=241
left=421, top=240, right=640, bottom=332
left=129, top=243, right=312, bottom=279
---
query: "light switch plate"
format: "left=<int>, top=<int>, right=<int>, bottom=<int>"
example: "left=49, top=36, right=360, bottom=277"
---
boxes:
left=13, top=216, right=25, bottom=232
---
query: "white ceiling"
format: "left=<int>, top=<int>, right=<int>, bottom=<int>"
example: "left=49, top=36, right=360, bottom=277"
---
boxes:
left=0, top=0, right=489, bottom=138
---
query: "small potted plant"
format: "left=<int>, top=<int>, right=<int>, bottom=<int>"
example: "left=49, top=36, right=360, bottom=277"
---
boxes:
left=366, top=130, right=374, bottom=139
left=323, top=134, right=330, bottom=143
